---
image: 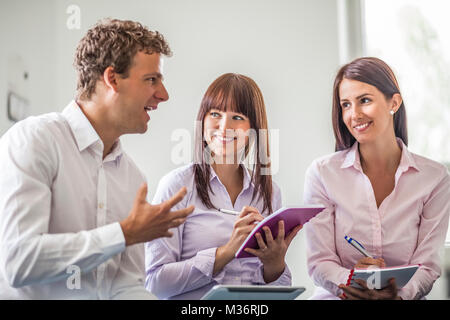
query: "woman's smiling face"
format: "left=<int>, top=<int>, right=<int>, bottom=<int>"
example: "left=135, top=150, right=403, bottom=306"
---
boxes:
left=203, top=109, right=251, bottom=162
left=339, top=78, right=401, bottom=145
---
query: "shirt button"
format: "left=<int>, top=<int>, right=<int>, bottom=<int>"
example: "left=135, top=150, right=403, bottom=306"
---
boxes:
left=98, top=203, right=104, bottom=209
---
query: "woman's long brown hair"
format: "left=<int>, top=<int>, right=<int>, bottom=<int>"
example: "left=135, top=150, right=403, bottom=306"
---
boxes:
left=193, top=73, right=273, bottom=214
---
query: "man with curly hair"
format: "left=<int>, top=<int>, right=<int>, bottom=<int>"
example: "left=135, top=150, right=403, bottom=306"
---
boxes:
left=0, top=19, right=194, bottom=299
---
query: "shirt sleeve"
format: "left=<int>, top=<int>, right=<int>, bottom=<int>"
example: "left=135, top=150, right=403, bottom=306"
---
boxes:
left=145, top=170, right=224, bottom=299
left=303, top=161, right=351, bottom=297
left=252, top=263, right=292, bottom=285
left=0, top=121, right=126, bottom=288
left=110, top=243, right=157, bottom=300
left=398, top=170, right=450, bottom=300
left=146, top=238, right=227, bottom=299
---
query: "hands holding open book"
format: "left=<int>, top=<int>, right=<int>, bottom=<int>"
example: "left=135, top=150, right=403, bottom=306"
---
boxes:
left=245, top=219, right=302, bottom=283
left=338, top=257, right=402, bottom=300
left=213, top=206, right=302, bottom=283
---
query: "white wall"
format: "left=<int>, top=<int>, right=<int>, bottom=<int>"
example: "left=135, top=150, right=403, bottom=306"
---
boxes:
left=1, top=0, right=341, bottom=299
left=0, top=0, right=57, bottom=135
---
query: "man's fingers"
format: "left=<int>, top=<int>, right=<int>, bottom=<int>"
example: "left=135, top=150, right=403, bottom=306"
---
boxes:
left=135, top=183, right=148, bottom=204
left=163, top=187, right=188, bottom=210
left=170, top=205, right=195, bottom=220
left=163, top=230, right=174, bottom=238
left=168, top=218, right=187, bottom=229
left=165, top=206, right=194, bottom=229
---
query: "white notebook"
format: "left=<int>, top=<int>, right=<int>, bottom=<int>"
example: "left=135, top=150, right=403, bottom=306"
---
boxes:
left=347, top=264, right=419, bottom=289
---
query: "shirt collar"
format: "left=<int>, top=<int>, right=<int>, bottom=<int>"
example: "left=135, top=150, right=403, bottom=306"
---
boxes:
left=341, top=138, right=419, bottom=173
left=62, top=100, right=123, bottom=162
left=105, top=140, right=124, bottom=163
left=396, top=138, right=420, bottom=173
left=341, top=141, right=361, bottom=170
left=209, top=164, right=253, bottom=191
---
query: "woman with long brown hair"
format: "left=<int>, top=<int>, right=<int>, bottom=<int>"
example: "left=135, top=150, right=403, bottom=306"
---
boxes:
left=145, top=73, right=301, bottom=299
left=304, top=57, right=450, bottom=300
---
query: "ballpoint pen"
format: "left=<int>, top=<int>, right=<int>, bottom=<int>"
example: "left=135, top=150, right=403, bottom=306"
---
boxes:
left=219, top=208, right=240, bottom=216
left=344, top=235, right=373, bottom=258
left=219, top=209, right=261, bottom=225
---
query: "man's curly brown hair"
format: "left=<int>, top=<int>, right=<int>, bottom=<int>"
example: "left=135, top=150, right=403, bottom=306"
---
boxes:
left=74, top=18, right=172, bottom=100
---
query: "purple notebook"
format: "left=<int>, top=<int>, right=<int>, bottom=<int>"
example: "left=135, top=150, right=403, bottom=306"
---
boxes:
left=235, top=206, right=325, bottom=259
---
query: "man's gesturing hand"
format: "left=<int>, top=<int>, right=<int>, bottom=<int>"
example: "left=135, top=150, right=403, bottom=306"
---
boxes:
left=120, top=183, right=194, bottom=246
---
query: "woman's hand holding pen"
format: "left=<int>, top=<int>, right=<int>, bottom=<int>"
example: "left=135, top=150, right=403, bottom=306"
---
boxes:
left=226, top=206, right=265, bottom=254
left=213, top=206, right=264, bottom=275
left=354, top=257, right=386, bottom=269
left=245, top=220, right=303, bottom=283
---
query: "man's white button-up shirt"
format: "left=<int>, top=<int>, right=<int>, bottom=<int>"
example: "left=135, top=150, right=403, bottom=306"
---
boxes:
left=0, top=101, right=156, bottom=299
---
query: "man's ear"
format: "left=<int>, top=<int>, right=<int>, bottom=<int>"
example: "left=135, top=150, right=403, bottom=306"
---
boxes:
left=103, top=66, right=119, bottom=93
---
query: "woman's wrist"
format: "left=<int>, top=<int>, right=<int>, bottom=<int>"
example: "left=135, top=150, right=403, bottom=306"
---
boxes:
left=262, top=261, right=286, bottom=283
left=213, top=245, right=234, bottom=275
left=218, top=245, right=235, bottom=261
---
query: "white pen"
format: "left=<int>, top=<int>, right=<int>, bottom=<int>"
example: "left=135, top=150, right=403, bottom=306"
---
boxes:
left=219, top=208, right=240, bottom=216
left=344, top=235, right=373, bottom=258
